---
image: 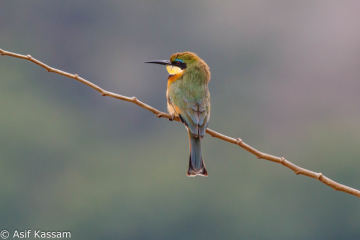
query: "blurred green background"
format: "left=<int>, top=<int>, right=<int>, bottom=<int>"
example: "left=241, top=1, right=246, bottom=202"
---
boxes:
left=1, top=1, right=360, bottom=239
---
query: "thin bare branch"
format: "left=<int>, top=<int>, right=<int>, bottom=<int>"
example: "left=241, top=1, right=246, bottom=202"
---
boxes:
left=1, top=48, right=359, bottom=198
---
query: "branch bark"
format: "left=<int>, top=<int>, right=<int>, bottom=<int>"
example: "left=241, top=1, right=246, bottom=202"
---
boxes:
left=1, top=48, right=359, bottom=198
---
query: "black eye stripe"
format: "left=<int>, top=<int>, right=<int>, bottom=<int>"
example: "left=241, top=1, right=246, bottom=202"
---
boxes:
left=171, top=61, right=187, bottom=70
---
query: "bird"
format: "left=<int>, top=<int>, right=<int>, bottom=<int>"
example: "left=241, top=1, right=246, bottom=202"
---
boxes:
left=146, top=52, right=211, bottom=177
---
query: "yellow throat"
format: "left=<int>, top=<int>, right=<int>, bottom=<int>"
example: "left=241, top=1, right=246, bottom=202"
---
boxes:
left=166, top=65, right=183, bottom=76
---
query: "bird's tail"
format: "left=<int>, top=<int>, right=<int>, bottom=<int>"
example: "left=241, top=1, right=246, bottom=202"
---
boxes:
left=187, top=130, right=208, bottom=177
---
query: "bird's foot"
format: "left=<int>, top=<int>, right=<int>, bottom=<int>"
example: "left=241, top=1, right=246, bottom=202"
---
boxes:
left=168, top=114, right=175, bottom=121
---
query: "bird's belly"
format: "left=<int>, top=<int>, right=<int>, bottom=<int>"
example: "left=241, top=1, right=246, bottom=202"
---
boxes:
left=166, top=89, right=178, bottom=116
left=167, top=101, right=177, bottom=116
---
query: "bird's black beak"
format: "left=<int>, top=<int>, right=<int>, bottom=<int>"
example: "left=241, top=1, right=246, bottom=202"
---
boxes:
left=145, top=60, right=171, bottom=65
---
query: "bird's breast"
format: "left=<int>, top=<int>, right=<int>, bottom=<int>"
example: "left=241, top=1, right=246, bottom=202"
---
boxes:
left=167, top=73, right=183, bottom=89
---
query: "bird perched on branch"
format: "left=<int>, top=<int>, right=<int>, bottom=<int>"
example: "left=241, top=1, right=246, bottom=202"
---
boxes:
left=146, top=52, right=211, bottom=177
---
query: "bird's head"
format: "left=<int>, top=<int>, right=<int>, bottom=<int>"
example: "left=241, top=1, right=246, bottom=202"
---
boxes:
left=146, top=51, right=209, bottom=77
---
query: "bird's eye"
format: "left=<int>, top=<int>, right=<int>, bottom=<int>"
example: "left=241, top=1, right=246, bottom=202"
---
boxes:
left=176, top=61, right=180, bottom=65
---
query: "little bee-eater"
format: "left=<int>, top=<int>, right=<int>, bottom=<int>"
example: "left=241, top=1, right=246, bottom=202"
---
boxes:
left=146, top=52, right=211, bottom=177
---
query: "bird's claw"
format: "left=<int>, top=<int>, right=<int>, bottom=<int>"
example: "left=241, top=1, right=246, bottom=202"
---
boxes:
left=169, top=114, right=175, bottom=121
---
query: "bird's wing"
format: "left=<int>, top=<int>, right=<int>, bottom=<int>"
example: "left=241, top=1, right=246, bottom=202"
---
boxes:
left=173, top=94, right=210, bottom=137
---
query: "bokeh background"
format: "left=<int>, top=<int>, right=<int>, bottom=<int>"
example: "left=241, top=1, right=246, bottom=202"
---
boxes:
left=1, top=1, right=360, bottom=239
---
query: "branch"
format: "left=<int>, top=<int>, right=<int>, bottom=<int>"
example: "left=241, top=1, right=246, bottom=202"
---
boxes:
left=1, top=48, right=359, bottom=198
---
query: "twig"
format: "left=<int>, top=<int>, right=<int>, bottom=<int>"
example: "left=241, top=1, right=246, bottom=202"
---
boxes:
left=1, top=48, right=359, bottom=198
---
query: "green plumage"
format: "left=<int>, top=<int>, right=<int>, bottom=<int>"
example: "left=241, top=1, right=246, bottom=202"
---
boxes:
left=146, top=51, right=211, bottom=176
left=167, top=52, right=210, bottom=176
left=168, top=60, right=211, bottom=137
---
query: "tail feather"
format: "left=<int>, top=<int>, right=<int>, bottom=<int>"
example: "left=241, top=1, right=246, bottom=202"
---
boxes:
left=187, top=130, right=208, bottom=177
